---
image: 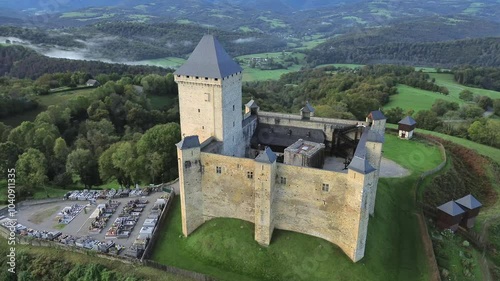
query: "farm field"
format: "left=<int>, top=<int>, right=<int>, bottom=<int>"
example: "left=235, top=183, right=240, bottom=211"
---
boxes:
left=152, top=134, right=442, bottom=281
left=136, top=57, right=186, bottom=69
left=315, top=63, right=364, bottom=69
left=384, top=84, right=459, bottom=112
left=0, top=87, right=96, bottom=127
left=429, top=73, right=500, bottom=100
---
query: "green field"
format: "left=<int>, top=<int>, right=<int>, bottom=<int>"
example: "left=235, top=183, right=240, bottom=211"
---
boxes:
left=386, top=123, right=500, bottom=163
left=152, top=134, right=442, bottom=281
left=429, top=73, right=500, bottom=100
left=385, top=84, right=460, bottom=112
left=137, top=57, right=187, bottom=69
left=236, top=52, right=305, bottom=82
left=60, top=12, right=99, bottom=18
left=315, top=63, right=365, bottom=69
left=0, top=88, right=96, bottom=127
left=257, top=16, right=288, bottom=28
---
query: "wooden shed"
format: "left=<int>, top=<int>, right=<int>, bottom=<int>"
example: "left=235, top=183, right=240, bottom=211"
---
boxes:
left=398, top=116, right=417, bottom=140
left=436, top=201, right=465, bottom=232
left=455, top=194, right=482, bottom=229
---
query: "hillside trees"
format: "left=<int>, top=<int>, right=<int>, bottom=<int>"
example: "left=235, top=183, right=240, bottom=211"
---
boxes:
left=16, top=148, right=48, bottom=196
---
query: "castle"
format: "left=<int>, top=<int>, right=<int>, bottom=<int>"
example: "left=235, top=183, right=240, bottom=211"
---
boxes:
left=174, top=35, right=386, bottom=262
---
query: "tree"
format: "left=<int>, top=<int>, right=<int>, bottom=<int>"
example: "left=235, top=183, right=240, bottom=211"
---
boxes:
left=66, top=149, right=100, bottom=188
left=16, top=148, right=48, bottom=196
left=53, top=137, right=69, bottom=162
left=414, top=110, right=441, bottom=131
left=137, top=123, right=180, bottom=183
left=0, top=142, right=21, bottom=178
left=431, top=99, right=459, bottom=116
left=459, top=89, right=474, bottom=101
left=477, top=95, right=493, bottom=110
left=468, top=119, right=500, bottom=147
left=494, top=99, right=500, bottom=116
left=0, top=122, right=11, bottom=142
left=383, top=107, right=404, bottom=124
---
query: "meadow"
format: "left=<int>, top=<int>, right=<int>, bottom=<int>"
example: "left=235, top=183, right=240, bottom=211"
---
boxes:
left=151, top=134, right=443, bottom=281
left=429, top=73, right=500, bottom=100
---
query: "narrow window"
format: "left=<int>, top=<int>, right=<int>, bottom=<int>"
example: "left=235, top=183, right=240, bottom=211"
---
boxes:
left=202, top=126, right=204, bottom=130
left=280, top=177, right=287, bottom=184
left=204, top=93, right=210, bottom=102
left=184, top=161, right=191, bottom=169
left=233, top=105, right=235, bottom=111
left=322, top=184, right=330, bottom=192
left=201, top=165, right=205, bottom=174
left=216, top=166, right=222, bottom=174
left=233, top=121, right=235, bottom=127
left=198, top=109, right=200, bottom=113
left=247, top=171, right=253, bottom=179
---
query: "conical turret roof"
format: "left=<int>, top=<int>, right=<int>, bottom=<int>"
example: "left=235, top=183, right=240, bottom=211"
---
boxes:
left=174, top=35, right=243, bottom=79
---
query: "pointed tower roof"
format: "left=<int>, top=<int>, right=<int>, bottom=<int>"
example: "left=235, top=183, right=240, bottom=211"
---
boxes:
left=246, top=99, right=259, bottom=109
left=437, top=201, right=465, bottom=216
left=301, top=101, right=315, bottom=113
left=176, top=136, right=200, bottom=150
left=174, top=35, right=243, bottom=79
left=455, top=194, right=482, bottom=210
left=398, top=116, right=417, bottom=126
left=255, top=147, right=277, bottom=164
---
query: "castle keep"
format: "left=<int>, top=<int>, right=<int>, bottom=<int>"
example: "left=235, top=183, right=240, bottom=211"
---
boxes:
left=174, top=35, right=386, bottom=262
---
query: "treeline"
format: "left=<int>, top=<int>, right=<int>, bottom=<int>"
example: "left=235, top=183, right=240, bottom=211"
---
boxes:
left=453, top=66, right=500, bottom=91
left=423, top=137, right=497, bottom=208
left=0, top=74, right=180, bottom=198
left=308, top=37, right=500, bottom=68
left=0, top=247, right=142, bottom=281
left=243, top=65, right=446, bottom=120
left=0, top=25, right=84, bottom=47
left=0, top=45, right=171, bottom=79
left=82, top=22, right=287, bottom=60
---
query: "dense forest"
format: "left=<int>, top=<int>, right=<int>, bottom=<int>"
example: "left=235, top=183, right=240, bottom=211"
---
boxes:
left=0, top=72, right=181, bottom=199
left=308, top=37, right=500, bottom=68
left=453, top=66, right=500, bottom=91
left=0, top=45, right=171, bottom=79
left=0, top=23, right=287, bottom=61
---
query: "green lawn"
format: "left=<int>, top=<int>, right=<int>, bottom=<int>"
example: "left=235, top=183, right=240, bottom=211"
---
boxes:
left=430, top=73, right=500, bottom=100
left=152, top=134, right=442, bottom=281
left=386, top=124, right=500, bottom=163
left=385, top=84, right=460, bottom=112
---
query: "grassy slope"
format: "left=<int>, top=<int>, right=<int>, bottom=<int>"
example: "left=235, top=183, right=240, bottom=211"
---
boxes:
left=386, top=124, right=500, bottom=163
left=0, top=238, right=194, bottom=281
left=0, top=88, right=96, bottom=127
left=430, top=73, right=500, bottom=100
left=152, top=134, right=442, bottom=281
left=385, top=84, right=461, bottom=112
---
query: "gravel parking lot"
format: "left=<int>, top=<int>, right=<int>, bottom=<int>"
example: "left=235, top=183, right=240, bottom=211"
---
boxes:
left=16, top=191, right=169, bottom=250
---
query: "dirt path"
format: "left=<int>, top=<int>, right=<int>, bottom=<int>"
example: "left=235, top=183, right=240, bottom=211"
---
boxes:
left=379, top=157, right=411, bottom=178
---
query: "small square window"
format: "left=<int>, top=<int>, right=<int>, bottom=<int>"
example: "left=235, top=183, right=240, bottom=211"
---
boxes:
left=216, top=166, right=222, bottom=174
left=247, top=171, right=253, bottom=179
left=322, top=184, right=330, bottom=192
left=280, top=177, right=287, bottom=184
left=184, top=161, right=191, bottom=169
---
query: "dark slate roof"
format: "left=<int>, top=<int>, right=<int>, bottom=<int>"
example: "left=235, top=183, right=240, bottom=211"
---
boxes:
left=368, top=110, right=386, bottom=120
left=251, top=124, right=325, bottom=148
left=176, top=136, right=200, bottom=150
left=246, top=99, right=259, bottom=109
left=398, top=116, right=417, bottom=126
left=348, top=156, right=376, bottom=174
left=455, top=195, right=482, bottom=210
left=347, top=127, right=377, bottom=174
left=437, top=201, right=465, bottom=216
left=174, top=35, right=243, bottom=79
left=366, top=130, right=385, bottom=143
left=255, top=147, right=277, bottom=163
left=301, top=102, right=315, bottom=113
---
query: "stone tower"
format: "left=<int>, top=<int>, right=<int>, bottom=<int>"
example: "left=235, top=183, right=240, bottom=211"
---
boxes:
left=174, top=35, right=244, bottom=156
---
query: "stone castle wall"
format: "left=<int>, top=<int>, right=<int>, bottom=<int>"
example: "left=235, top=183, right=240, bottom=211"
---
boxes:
left=177, top=136, right=381, bottom=261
